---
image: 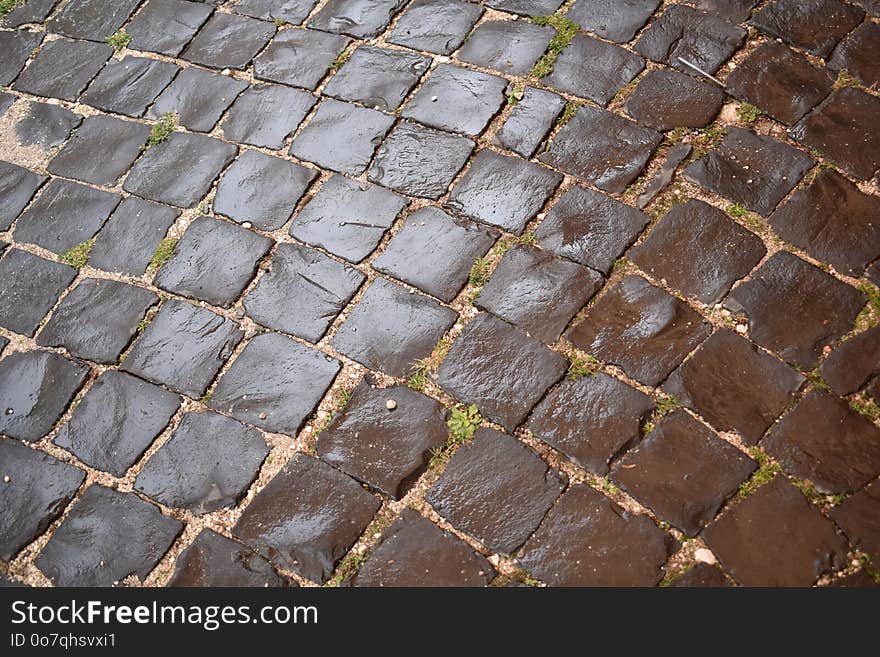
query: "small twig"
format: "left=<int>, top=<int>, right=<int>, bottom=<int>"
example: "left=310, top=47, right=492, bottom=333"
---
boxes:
left=677, top=57, right=725, bottom=87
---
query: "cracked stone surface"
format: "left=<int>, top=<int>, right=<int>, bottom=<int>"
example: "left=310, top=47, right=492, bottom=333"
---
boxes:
left=726, top=252, right=865, bottom=369
left=437, top=312, right=566, bottom=432
left=317, top=381, right=448, bottom=499
left=210, top=332, right=341, bottom=435
left=427, top=427, right=565, bottom=553
left=612, top=410, right=756, bottom=536
left=664, top=329, right=804, bottom=444
left=566, top=275, right=711, bottom=386
left=351, top=509, right=493, bottom=586
left=135, top=411, right=268, bottom=515
left=518, top=484, right=671, bottom=586
left=703, top=477, right=848, bottom=586
left=2, top=1, right=878, bottom=588
left=233, top=453, right=380, bottom=583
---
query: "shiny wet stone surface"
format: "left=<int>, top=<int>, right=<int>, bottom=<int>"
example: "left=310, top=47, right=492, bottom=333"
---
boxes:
left=726, top=252, right=865, bottom=369
left=352, top=508, right=493, bottom=586
left=2, top=1, right=878, bottom=588
left=566, top=275, right=711, bottom=386
left=332, top=278, right=457, bottom=378
left=168, top=529, right=286, bottom=588
left=210, top=332, right=340, bottom=435
left=703, top=477, right=848, bottom=586
left=437, top=313, right=566, bottom=432
left=233, top=453, right=380, bottom=583
left=427, top=428, right=565, bottom=553
left=318, top=381, right=448, bottom=499
left=135, top=410, right=268, bottom=515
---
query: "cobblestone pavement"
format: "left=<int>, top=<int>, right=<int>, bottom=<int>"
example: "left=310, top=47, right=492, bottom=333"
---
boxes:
left=1, top=0, right=879, bottom=588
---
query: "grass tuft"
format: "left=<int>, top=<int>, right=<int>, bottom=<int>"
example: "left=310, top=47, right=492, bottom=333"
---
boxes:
left=148, top=238, right=177, bottom=273
left=737, top=447, right=780, bottom=499
left=106, top=29, right=131, bottom=51
left=736, top=102, right=761, bottom=125
left=567, top=353, right=599, bottom=380
left=146, top=112, right=178, bottom=148
left=447, top=404, right=482, bottom=444
left=0, top=0, right=25, bottom=17
left=59, top=239, right=94, bottom=269
left=529, top=14, right=580, bottom=79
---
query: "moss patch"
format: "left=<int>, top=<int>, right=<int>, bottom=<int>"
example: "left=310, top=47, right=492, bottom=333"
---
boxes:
left=59, top=239, right=94, bottom=269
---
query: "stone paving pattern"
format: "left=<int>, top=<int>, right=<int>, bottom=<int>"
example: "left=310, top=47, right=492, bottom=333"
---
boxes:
left=1, top=0, right=879, bottom=588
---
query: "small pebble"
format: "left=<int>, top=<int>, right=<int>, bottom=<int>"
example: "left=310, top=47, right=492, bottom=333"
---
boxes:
left=259, top=412, right=268, bottom=420
left=386, top=399, right=397, bottom=411
left=3, top=475, right=10, bottom=483
left=694, top=548, right=717, bottom=565
left=242, top=221, right=252, bottom=229
left=736, top=324, right=747, bottom=334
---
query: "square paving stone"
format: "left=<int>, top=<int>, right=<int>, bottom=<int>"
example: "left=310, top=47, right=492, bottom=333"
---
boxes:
left=36, top=278, right=155, bottom=362
left=182, top=12, right=274, bottom=70
left=0, top=349, right=88, bottom=442
left=254, top=28, right=350, bottom=90
left=323, top=45, right=429, bottom=112
left=633, top=4, right=747, bottom=75
left=0, top=438, right=84, bottom=561
left=726, top=42, right=834, bottom=126
left=664, top=329, right=804, bottom=444
left=372, top=206, right=498, bottom=303
left=386, top=0, right=481, bottom=55
left=629, top=198, right=767, bottom=304
left=332, top=278, right=458, bottom=378
left=148, top=67, right=248, bottom=133
left=317, top=381, right=449, bottom=498
left=484, top=0, right=564, bottom=14
left=167, top=529, right=287, bottom=587
left=89, top=197, right=179, bottom=277
left=244, top=244, right=364, bottom=342
left=517, top=484, right=671, bottom=586
left=625, top=69, right=725, bottom=131
left=35, top=484, right=182, bottom=587
left=135, top=411, right=269, bottom=515
left=13, top=179, right=120, bottom=255
left=214, top=150, right=316, bottom=231
left=528, top=372, right=655, bottom=475
left=289, top=175, right=407, bottom=263
left=0, top=29, right=43, bottom=86
left=702, top=476, right=848, bottom=586
left=155, top=216, right=272, bottom=307
left=47, top=115, right=150, bottom=186
left=368, top=121, right=474, bottom=199
left=13, top=101, right=81, bottom=149
left=726, top=252, right=865, bottom=369
left=48, top=0, right=140, bottom=41
left=308, top=0, right=404, bottom=38
left=790, top=87, right=880, bottom=181
left=763, top=390, right=880, bottom=494
left=446, top=150, right=562, bottom=235
left=672, top=562, right=732, bottom=587
left=127, top=0, right=214, bottom=56
left=566, top=275, right=711, bottom=386
left=351, top=509, right=493, bottom=587
left=233, top=453, right=381, bottom=583
left=612, top=410, right=757, bottom=536
left=427, top=428, right=566, bottom=553
left=437, top=312, right=567, bottom=432
left=14, top=37, right=111, bottom=101
left=831, top=479, right=880, bottom=565
left=567, top=0, right=661, bottom=43
left=0, top=161, right=46, bottom=232
left=682, top=0, right=758, bottom=22
left=234, top=0, right=317, bottom=24
left=476, top=245, right=602, bottom=343
left=457, top=20, right=554, bottom=77
left=81, top=56, right=180, bottom=117
left=542, top=34, right=644, bottom=106
left=819, top=325, right=880, bottom=397
left=124, top=132, right=237, bottom=208
left=536, top=185, right=649, bottom=274
left=828, top=22, right=880, bottom=89
left=0, top=249, right=75, bottom=337
left=540, top=105, right=662, bottom=194
left=769, top=169, right=880, bottom=277
left=55, top=371, right=179, bottom=477
left=401, top=64, right=507, bottom=138
left=221, top=83, right=316, bottom=149
left=121, top=299, right=243, bottom=398
left=289, top=99, right=394, bottom=176
left=209, top=332, right=341, bottom=435
left=493, top=87, right=564, bottom=158
left=749, top=0, right=864, bottom=59
left=684, top=128, right=815, bottom=216
left=1, top=0, right=61, bottom=29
